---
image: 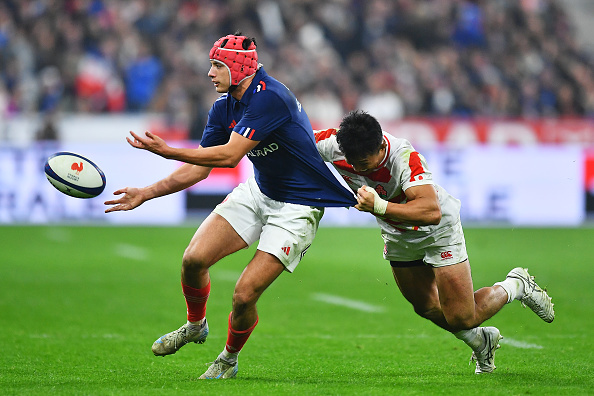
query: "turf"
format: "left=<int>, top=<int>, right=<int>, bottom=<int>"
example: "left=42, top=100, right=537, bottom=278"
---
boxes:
left=1, top=225, right=593, bottom=395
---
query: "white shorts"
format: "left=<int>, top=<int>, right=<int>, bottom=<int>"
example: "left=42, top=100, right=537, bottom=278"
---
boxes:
left=212, top=176, right=324, bottom=272
left=382, top=221, right=468, bottom=268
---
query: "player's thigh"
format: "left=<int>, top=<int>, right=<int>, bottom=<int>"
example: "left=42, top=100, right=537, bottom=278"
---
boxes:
left=433, top=260, right=475, bottom=315
left=185, top=212, right=249, bottom=266
left=391, top=264, right=440, bottom=310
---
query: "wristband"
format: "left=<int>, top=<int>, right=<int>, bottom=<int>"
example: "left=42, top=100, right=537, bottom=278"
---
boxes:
left=363, top=186, right=388, bottom=216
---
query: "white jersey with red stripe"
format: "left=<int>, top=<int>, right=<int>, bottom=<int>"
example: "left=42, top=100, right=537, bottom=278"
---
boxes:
left=315, top=128, right=461, bottom=240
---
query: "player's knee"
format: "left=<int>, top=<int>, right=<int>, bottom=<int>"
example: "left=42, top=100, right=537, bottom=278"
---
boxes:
left=182, top=248, right=209, bottom=271
left=232, top=285, right=260, bottom=309
left=444, top=312, right=476, bottom=330
left=232, top=290, right=256, bottom=311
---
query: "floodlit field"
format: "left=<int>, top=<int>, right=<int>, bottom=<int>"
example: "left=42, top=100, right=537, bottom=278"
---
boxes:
left=1, top=225, right=592, bottom=395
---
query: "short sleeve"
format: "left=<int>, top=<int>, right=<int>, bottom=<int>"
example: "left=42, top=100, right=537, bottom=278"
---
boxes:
left=399, top=149, right=434, bottom=191
left=314, top=128, right=341, bottom=162
left=200, top=99, right=231, bottom=148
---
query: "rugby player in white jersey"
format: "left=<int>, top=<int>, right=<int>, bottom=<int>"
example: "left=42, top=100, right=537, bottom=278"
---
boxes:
left=315, top=110, right=554, bottom=374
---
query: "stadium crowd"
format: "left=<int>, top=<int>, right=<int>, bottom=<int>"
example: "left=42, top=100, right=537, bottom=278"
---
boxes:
left=0, top=0, right=593, bottom=139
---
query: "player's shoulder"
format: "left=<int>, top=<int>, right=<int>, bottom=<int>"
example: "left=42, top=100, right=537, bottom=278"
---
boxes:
left=384, top=132, right=416, bottom=153
left=314, top=128, right=338, bottom=143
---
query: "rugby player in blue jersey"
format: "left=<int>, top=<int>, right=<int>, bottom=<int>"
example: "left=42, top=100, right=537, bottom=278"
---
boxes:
left=105, top=33, right=356, bottom=379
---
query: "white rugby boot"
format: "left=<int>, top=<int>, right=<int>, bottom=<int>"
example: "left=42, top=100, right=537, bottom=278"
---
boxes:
left=507, top=267, right=555, bottom=323
left=199, top=357, right=238, bottom=379
left=470, top=326, right=503, bottom=374
left=151, top=319, right=209, bottom=356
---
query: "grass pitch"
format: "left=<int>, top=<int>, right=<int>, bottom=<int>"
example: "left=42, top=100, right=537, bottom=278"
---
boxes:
left=1, top=225, right=593, bottom=395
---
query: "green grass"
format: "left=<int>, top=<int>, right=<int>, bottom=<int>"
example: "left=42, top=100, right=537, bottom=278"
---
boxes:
left=1, top=225, right=593, bottom=395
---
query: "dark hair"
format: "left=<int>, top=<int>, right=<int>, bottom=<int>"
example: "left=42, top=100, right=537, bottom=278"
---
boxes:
left=224, top=30, right=257, bottom=49
left=336, top=110, right=383, bottom=160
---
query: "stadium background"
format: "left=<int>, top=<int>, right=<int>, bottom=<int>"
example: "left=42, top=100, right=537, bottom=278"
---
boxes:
left=2, top=2, right=594, bottom=394
left=1, top=0, right=594, bottom=226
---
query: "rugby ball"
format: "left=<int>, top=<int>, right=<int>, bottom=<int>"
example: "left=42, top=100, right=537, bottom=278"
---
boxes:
left=44, top=152, right=106, bottom=198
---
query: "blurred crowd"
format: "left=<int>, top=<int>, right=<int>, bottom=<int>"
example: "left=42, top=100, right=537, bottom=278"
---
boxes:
left=1, top=0, right=593, bottom=139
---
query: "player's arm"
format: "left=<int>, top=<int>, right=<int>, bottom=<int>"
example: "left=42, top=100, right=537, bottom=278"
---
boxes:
left=104, top=163, right=212, bottom=213
left=127, top=130, right=259, bottom=168
left=355, top=184, right=442, bottom=226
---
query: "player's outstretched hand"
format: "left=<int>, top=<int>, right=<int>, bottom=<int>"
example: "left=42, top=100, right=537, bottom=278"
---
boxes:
left=127, top=131, right=171, bottom=158
left=104, top=187, right=145, bottom=213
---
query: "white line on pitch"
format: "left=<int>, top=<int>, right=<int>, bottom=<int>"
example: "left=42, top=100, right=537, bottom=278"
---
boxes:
left=113, top=243, right=149, bottom=261
left=500, top=337, right=543, bottom=349
left=312, top=293, right=386, bottom=313
left=212, top=269, right=242, bottom=282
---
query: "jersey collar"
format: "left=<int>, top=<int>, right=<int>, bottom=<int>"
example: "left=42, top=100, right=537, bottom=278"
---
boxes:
left=374, top=134, right=390, bottom=171
left=230, top=66, right=266, bottom=107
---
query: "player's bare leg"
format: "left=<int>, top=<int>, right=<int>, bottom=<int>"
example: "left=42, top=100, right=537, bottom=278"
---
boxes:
left=392, top=262, right=507, bottom=373
left=182, top=212, right=249, bottom=289
left=391, top=265, right=451, bottom=329
left=152, top=213, right=248, bottom=357
left=200, top=250, right=285, bottom=379
left=433, top=261, right=508, bottom=329
left=433, top=261, right=507, bottom=373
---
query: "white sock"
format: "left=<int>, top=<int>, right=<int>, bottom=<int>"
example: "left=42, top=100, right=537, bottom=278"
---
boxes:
left=494, top=277, right=523, bottom=303
left=454, top=328, right=484, bottom=351
left=220, top=348, right=239, bottom=364
left=188, top=318, right=206, bottom=328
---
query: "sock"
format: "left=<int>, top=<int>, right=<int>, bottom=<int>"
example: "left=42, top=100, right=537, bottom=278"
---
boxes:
left=494, top=277, right=522, bottom=303
left=223, top=312, right=258, bottom=363
left=454, top=328, right=484, bottom=351
left=182, top=281, right=210, bottom=323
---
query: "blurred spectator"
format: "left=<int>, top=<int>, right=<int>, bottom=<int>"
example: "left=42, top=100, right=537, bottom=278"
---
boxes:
left=357, top=69, right=404, bottom=122
left=124, top=39, right=162, bottom=111
left=35, top=113, right=59, bottom=141
left=0, top=0, right=592, bottom=138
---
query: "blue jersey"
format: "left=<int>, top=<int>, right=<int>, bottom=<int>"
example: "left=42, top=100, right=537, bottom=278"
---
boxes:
left=200, top=67, right=356, bottom=207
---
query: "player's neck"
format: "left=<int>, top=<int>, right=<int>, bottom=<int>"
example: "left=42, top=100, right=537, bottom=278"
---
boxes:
left=230, top=76, right=255, bottom=101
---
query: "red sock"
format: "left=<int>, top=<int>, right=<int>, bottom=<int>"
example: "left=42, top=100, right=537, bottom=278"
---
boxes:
left=225, top=312, right=258, bottom=354
left=181, top=281, right=210, bottom=322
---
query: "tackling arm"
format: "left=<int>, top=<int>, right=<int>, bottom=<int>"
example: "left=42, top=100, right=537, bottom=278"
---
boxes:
left=356, top=184, right=442, bottom=226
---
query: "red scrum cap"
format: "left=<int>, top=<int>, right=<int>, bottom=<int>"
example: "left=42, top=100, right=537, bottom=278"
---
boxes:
left=209, top=34, right=258, bottom=86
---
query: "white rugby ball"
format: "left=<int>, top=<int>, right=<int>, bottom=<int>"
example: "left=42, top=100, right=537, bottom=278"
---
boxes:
left=44, top=152, right=106, bottom=198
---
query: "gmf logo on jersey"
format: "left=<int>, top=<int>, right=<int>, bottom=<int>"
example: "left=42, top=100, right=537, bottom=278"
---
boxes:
left=440, top=251, right=453, bottom=260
